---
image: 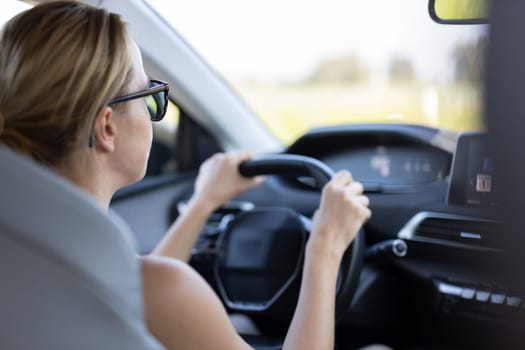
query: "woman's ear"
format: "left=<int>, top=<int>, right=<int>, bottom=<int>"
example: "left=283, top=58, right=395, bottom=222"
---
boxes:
left=92, top=106, right=117, bottom=153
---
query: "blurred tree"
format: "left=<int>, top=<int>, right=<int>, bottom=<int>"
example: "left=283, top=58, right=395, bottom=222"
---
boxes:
left=309, top=54, right=369, bottom=84
left=452, top=36, right=487, bottom=83
left=388, top=56, right=415, bottom=82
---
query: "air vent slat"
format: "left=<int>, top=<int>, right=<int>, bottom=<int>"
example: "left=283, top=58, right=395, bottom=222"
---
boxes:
left=412, top=215, right=504, bottom=250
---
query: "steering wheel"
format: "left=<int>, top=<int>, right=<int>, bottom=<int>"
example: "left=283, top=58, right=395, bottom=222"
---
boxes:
left=214, top=154, right=364, bottom=321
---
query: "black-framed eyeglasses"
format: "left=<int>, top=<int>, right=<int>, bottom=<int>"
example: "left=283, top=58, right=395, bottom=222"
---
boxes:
left=109, top=79, right=169, bottom=122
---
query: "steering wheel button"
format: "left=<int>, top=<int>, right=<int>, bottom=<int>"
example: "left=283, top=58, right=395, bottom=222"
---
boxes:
left=490, top=293, right=506, bottom=304
left=460, top=288, right=475, bottom=300
left=475, top=290, right=490, bottom=302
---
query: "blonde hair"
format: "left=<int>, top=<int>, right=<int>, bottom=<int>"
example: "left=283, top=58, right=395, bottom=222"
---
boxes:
left=0, top=0, right=133, bottom=165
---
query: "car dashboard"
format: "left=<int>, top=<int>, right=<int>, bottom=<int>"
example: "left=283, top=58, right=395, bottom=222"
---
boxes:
left=287, top=124, right=453, bottom=193
left=111, top=124, right=520, bottom=349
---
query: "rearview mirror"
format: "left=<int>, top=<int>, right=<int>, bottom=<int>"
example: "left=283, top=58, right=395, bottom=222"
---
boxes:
left=429, top=0, right=489, bottom=24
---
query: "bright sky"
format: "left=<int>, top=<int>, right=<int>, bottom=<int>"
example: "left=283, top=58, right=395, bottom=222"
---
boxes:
left=146, top=0, right=486, bottom=83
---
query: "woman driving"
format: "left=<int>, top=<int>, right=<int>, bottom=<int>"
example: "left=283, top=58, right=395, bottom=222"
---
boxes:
left=0, top=2, right=371, bottom=349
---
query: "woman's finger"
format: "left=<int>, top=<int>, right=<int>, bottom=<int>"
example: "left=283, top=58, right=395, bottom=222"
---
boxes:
left=355, top=195, right=370, bottom=207
left=345, top=181, right=364, bottom=196
left=330, top=170, right=353, bottom=186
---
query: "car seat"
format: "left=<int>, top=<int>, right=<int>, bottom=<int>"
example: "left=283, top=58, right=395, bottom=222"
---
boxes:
left=0, top=144, right=164, bottom=350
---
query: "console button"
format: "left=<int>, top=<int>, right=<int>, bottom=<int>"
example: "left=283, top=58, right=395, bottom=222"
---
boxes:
left=461, top=288, right=475, bottom=300
left=506, top=296, right=522, bottom=307
left=437, top=282, right=463, bottom=296
left=491, top=293, right=506, bottom=304
left=475, top=290, right=490, bottom=302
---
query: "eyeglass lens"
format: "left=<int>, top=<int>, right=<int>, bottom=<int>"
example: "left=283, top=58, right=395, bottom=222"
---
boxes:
left=145, top=81, right=167, bottom=121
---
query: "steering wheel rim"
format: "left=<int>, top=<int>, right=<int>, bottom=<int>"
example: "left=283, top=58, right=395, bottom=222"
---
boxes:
left=214, top=154, right=364, bottom=321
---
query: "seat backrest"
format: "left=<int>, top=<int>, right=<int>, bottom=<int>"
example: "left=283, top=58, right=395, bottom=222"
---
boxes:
left=0, top=144, right=164, bottom=350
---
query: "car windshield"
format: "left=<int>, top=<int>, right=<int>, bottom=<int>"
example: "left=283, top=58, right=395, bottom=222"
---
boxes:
left=147, top=0, right=487, bottom=144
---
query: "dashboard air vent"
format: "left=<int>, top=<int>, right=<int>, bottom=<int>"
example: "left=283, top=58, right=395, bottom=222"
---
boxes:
left=399, top=212, right=505, bottom=251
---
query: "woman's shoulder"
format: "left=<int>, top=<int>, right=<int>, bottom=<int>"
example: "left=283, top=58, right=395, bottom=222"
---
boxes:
left=140, top=254, right=212, bottom=321
left=140, top=254, right=199, bottom=285
left=139, top=254, right=227, bottom=323
left=139, top=255, right=249, bottom=350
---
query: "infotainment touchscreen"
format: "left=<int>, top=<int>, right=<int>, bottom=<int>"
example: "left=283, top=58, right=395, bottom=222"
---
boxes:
left=447, top=132, right=499, bottom=207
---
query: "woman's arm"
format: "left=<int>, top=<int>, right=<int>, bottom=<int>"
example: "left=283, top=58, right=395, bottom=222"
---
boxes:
left=151, top=152, right=264, bottom=261
left=283, top=247, right=340, bottom=349
left=283, top=170, right=371, bottom=350
left=150, top=196, right=215, bottom=261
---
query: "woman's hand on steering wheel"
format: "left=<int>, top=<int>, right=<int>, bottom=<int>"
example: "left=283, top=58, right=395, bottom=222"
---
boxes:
left=191, top=151, right=265, bottom=212
left=308, top=170, right=371, bottom=262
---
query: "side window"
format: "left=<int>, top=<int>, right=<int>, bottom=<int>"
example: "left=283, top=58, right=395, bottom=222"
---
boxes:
left=146, top=100, right=179, bottom=176
left=146, top=98, right=223, bottom=176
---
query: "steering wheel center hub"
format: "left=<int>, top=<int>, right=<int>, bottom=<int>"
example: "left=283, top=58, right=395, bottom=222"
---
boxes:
left=215, top=208, right=307, bottom=312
